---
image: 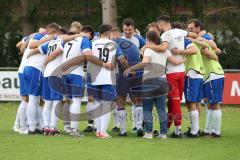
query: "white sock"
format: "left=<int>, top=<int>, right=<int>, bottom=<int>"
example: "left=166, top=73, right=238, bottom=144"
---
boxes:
left=70, top=97, right=82, bottom=130
left=212, top=109, right=222, bottom=135
left=43, top=100, right=53, bottom=128
left=50, top=100, right=61, bottom=129
left=63, top=102, right=70, bottom=129
left=135, top=106, right=143, bottom=129
left=19, top=101, right=28, bottom=128
left=175, top=126, right=182, bottom=135
left=113, top=106, right=119, bottom=128
left=86, top=101, right=95, bottom=123
left=190, top=110, right=199, bottom=135
left=26, top=95, right=39, bottom=131
left=118, top=109, right=127, bottom=134
left=204, top=109, right=213, bottom=133
left=100, top=101, right=112, bottom=134
left=14, top=105, right=20, bottom=128
left=37, top=105, right=43, bottom=130
left=132, top=105, right=136, bottom=128
left=94, top=100, right=102, bottom=133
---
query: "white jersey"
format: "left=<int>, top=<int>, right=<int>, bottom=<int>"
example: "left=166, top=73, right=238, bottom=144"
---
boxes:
left=62, top=36, right=91, bottom=76
left=161, top=28, right=188, bottom=74
left=18, top=48, right=30, bottom=73
left=25, top=33, right=48, bottom=72
left=88, top=38, right=123, bottom=85
left=143, top=48, right=171, bottom=81
left=38, top=37, right=64, bottom=77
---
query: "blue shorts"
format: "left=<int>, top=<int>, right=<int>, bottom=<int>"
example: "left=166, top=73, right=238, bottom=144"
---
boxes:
left=63, top=74, right=84, bottom=98
left=203, top=78, right=224, bottom=105
left=91, top=85, right=117, bottom=101
left=43, top=77, right=63, bottom=100
left=184, top=77, right=203, bottom=103
left=18, top=73, right=28, bottom=96
left=23, top=66, right=43, bottom=96
left=86, top=73, right=95, bottom=97
left=116, top=74, right=142, bottom=100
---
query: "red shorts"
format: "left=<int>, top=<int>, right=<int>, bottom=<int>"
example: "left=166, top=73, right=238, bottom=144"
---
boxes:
left=166, top=72, right=185, bottom=100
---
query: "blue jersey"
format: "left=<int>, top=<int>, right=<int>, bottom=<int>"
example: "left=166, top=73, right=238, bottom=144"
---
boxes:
left=202, top=33, right=213, bottom=40
left=134, top=34, right=146, bottom=48
left=184, top=38, right=193, bottom=49
left=114, top=38, right=142, bottom=76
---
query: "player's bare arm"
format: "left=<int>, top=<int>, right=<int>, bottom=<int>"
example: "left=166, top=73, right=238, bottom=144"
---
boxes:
left=29, top=35, right=54, bottom=49
left=16, top=40, right=23, bottom=51
left=62, top=54, right=86, bottom=72
left=141, top=41, right=168, bottom=55
left=27, top=48, right=40, bottom=58
left=61, top=34, right=81, bottom=43
left=44, top=48, right=63, bottom=66
left=84, top=51, right=113, bottom=70
left=187, top=32, right=198, bottom=38
left=167, top=56, right=186, bottom=65
left=123, top=56, right=150, bottom=77
left=171, top=45, right=197, bottom=55
left=201, top=48, right=219, bottom=61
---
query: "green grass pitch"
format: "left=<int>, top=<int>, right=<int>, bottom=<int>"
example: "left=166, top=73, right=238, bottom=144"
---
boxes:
left=0, top=102, right=240, bottom=160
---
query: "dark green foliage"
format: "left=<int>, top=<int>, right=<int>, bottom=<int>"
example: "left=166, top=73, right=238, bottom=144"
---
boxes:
left=0, top=0, right=239, bottom=69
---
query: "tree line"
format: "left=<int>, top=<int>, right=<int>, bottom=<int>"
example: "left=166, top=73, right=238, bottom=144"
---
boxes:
left=0, top=0, right=239, bottom=69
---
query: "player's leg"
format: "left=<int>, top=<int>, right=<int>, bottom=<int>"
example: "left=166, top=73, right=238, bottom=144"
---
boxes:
left=84, top=97, right=96, bottom=132
left=84, top=73, right=96, bottom=132
left=49, top=76, right=63, bottom=135
left=18, top=96, right=28, bottom=134
left=99, top=85, right=117, bottom=138
left=209, top=78, right=224, bottom=137
left=183, top=77, right=202, bottom=137
left=142, top=98, right=154, bottom=139
left=62, top=75, right=71, bottom=132
left=24, top=66, right=42, bottom=133
left=69, top=74, right=84, bottom=137
left=114, top=75, right=128, bottom=135
left=167, top=72, right=182, bottom=137
left=130, top=76, right=143, bottom=136
left=202, top=98, right=214, bottom=136
left=36, top=98, right=44, bottom=133
left=116, top=96, right=127, bottom=136
left=13, top=106, right=20, bottom=132
left=155, top=94, right=168, bottom=139
left=42, top=77, right=52, bottom=135
left=18, top=73, right=29, bottom=134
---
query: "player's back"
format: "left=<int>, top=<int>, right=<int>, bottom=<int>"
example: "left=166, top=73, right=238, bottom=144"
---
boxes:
left=25, top=33, right=47, bottom=72
left=62, top=36, right=85, bottom=76
left=89, top=38, right=119, bottom=85
left=161, top=28, right=187, bottom=74
left=114, top=38, right=141, bottom=73
left=44, top=37, right=63, bottom=77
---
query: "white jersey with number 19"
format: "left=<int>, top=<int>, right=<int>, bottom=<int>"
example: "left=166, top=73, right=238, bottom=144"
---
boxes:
left=88, top=38, right=123, bottom=85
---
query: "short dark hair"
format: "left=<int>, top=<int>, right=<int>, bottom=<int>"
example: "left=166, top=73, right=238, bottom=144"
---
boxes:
left=58, top=27, right=68, bottom=34
left=157, top=15, right=170, bottom=23
left=122, top=18, right=134, bottom=27
left=146, top=31, right=161, bottom=45
left=171, top=22, right=186, bottom=30
left=187, top=19, right=203, bottom=30
left=82, top=25, right=95, bottom=39
left=99, top=24, right=112, bottom=35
